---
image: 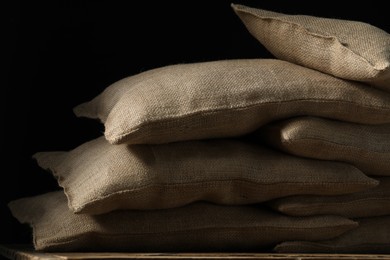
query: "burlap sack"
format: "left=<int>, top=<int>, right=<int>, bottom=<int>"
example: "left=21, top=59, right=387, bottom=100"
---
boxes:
left=8, top=191, right=358, bottom=252
left=73, top=59, right=390, bottom=145
left=269, top=177, right=390, bottom=218
left=274, top=216, right=390, bottom=253
left=232, top=5, right=390, bottom=90
left=34, top=137, right=377, bottom=215
left=258, top=116, right=390, bottom=176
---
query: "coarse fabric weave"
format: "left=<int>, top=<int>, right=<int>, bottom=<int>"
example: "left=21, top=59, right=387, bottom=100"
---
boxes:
left=258, top=116, right=390, bottom=176
left=34, top=137, right=377, bottom=215
left=274, top=216, right=390, bottom=253
left=73, top=59, right=390, bottom=145
left=232, top=5, right=390, bottom=91
left=269, top=177, right=390, bottom=218
left=8, top=191, right=359, bottom=252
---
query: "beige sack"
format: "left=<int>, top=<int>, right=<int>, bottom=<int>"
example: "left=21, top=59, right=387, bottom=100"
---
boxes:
left=74, top=59, right=390, bottom=145
left=232, top=5, right=390, bottom=90
left=274, top=216, right=390, bottom=253
left=258, top=116, right=390, bottom=176
left=269, top=177, right=390, bottom=218
left=9, top=191, right=358, bottom=252
left=34, top=137, right=377, bottom=215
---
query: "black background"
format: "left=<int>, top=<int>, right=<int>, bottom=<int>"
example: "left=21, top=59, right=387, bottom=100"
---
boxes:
left=3, top=0, right=389, bottom=244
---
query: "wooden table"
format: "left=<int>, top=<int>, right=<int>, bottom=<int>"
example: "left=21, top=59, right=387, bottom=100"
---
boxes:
left=1, top=245, right=390, bottom=260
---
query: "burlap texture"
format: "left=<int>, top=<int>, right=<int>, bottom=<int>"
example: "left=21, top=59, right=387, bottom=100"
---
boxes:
left=8, top=191, right=358, bottom=252
left=269, top=177, right=390, bottom=218
left=258, top=116, right=390, bottom=176
left=73, top=59, right=390, bottom=145
left=34, top=137, right=377, bottom=215
left=274, top=216, right=390, bottom=253
left=232, top=5, right=390, bottom=90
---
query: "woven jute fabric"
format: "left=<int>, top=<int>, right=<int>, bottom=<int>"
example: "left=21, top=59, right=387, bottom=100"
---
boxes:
left=232, top=5, right=390, bottom=90
left=269, top=177, right=390, bottom=218
left=258, top=116, right=390, bottom=176
left=274, top=216, right=390, bottom=253
left=34, top=137, right=377, bottom=215
left=73, top=59, right=390, bottom=145
left=8, top=191, right=358, bottom=252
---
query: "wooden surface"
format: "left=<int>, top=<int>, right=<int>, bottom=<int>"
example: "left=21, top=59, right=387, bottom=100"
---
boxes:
left=1, top=245, right=390, bottom=260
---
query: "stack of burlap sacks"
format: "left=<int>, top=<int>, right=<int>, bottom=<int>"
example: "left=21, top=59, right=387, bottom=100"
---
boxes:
left=9, top=4, right=390, bottom=253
